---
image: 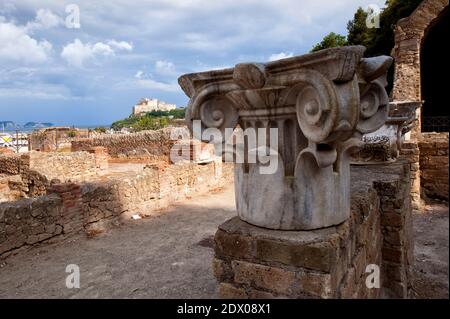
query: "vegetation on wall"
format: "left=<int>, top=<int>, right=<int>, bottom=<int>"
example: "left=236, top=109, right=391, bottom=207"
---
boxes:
left=111, top=108, right=186, bottom=131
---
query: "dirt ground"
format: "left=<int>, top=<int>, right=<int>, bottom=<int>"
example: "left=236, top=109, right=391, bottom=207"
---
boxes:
left=0, top=187, right=448, bottom=299
left=412, top=203, right=449, bottom=299
left=0, top=186, right=236, bottom=298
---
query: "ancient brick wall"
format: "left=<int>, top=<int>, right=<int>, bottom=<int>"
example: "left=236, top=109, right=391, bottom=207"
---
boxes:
left=418, top=132, right=449, bottom=201
left=391, top=0, right=448, bottom=136
left=0, top=153, right=48, bottom=198
left=0, top=194, right=63, bottom=256
left=400, top=140, right=422, bottom=209
left=71, top=127, right=189, bottom=161
left=28, top=128, right=90, bottom=152
left=28, top=151, right=99, bottom=182
left=214, top=161, right=413, bottom=299
left=0, top=160, right=233, bottom=258
left=0, top=153, right=30, bottom=175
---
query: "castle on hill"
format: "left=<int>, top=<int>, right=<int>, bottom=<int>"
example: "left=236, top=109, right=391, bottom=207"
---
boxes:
left=132, top=98, right=176, bottom=115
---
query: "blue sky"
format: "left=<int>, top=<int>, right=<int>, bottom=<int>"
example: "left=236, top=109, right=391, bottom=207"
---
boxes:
left=0, top=0, right=385, bottom=126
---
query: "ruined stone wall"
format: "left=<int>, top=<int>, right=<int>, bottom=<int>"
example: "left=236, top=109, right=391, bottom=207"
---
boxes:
left=28, top=128, right=90, bottom=152
left=400, top=140, right=422, bottom=209
left=391, top=0, right=448, bottom=136
left=0, top=194, right=63, bottom=256
left=0, top=160, right=233, bottom=258
left=418, top=132, right=449, bottom=201
left=370, top=164, right=414, bottom=298
left=0, top=152, right=103, bottom=201
left=71, top=128, right=187, bottom=160
left=28, top=151, right=99, bottom=182
left=214, top=161, right=413, bottom=299
left=0, top=153, right=30, bottom=175
left=0, top=151, right=103, bottom=199
left=0, top=153, right=48, bottom=198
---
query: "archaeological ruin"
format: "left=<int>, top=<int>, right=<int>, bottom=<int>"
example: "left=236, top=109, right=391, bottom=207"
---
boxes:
left=0, top=0, right=448, bottom=301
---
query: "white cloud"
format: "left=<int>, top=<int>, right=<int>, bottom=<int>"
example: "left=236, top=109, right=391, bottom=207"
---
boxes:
left=108, top=40, right=133, bottom=51
left=26, top=8, right=63, bottom=32
left=155, top=60, right=176, bottom=75
left=135, top=70, right=144, bottom=78
left=136, top=79, right=179, bottom=92
left=92, top=42, right=115, bottom=56
left=61, top=38, right=133, bottom=67
left=61, top=39, right=95, bottom=67
left=0, top=19, right=52, bottom=64
left=268, top=52, right=294, bottom=61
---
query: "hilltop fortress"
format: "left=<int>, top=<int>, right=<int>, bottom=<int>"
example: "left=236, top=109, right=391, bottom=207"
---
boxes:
left=132, top=98, right=176, bottom=115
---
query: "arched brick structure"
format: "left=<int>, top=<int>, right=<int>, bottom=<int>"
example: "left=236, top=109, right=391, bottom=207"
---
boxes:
left=391, top=0, right=449, bottom=136
left=392, top=0, right=449, bottom=208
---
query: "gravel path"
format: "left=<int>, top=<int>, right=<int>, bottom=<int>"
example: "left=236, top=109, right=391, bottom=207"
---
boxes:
left=412, top=203, right=449, bottom=299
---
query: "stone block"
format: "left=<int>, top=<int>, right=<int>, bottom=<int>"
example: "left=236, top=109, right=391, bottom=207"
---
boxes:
left=214, top=230, right=254, bottom=259
left=218, top=283, right=247, bottom=299
left=382, top=247, right=403, bottom=263
left=256, top=239, right=337, bottom=272
left=232, top=260, right=296, bottom=295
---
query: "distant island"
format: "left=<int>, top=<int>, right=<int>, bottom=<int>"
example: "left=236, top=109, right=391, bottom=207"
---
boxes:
left=0, top=121, right=17, bottom=131
left=0, top=121, right=54, bottom=131
left=23, top=122, right=54, bottom=129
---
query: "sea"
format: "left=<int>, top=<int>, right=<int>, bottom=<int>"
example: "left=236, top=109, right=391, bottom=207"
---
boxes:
left=1, top=124, right=111, bottom=134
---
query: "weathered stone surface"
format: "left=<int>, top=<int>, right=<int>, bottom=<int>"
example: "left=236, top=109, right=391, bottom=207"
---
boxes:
left=232, top=260, right=296, bottom=294
left=352, top=101, right=420, bottom=164
left=180, top=46, right=391, bottom=230
left=391, top=0, right=449, bottom=137
left=214, top=162, right=413, bottom=299
left=72, top=127, right=187, bottom=161
left=418, top=132, right=449, bottom=201
left=1, top=159, right=233, bottom=258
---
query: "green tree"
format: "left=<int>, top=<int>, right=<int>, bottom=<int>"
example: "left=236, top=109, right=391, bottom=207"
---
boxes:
left=94, top=127, right=107, bottom=133
left=311, top=32, right=347, bottom=52
left=365, top=0, right=423, bottom=57
left=66, top=130, right=77, bottom=138
left=168, top=107, right=186, bottom=119
left=347, top=7, right=373, bottom=47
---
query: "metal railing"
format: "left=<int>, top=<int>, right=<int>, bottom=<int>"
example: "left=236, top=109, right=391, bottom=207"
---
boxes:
left=422, top=116, right=449, bottom=132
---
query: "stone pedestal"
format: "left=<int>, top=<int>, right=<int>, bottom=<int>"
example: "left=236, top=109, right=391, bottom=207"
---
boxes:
left=214, top=161, right=414, bottom=299
left=214, top=208, right=382, bottom=299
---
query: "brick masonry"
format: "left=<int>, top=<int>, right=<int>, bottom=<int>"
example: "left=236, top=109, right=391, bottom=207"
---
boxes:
left=213, top=161, right=413, bottom=299
left=399, top=140, right=422, bottom=209
left=71, top=127, right=189, bottom=161
left=391, top=0, right=448, bottom=136
left=0, top=149, right=107, bottom=201
left=0, top=160, right=233, bottom=258
left=418, top=132, right=449, bottom=201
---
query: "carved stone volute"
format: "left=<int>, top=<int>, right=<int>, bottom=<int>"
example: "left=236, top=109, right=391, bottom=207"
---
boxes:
left=179, top=46, right=392, bottom=230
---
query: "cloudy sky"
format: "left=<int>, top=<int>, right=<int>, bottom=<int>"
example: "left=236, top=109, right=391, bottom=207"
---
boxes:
left=0, top=0, right=385, bottom=126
